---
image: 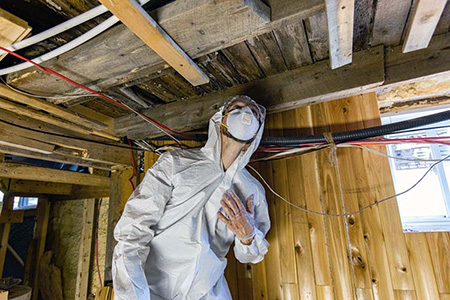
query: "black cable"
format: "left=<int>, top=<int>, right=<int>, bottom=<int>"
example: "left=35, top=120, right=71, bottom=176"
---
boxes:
left=261, top=109, right=450, bottom=146
left=0, top=119, right=145, bottom=151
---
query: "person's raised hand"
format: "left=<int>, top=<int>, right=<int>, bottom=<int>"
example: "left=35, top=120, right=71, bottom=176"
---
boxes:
left=217, top=190, right=256, bottom=245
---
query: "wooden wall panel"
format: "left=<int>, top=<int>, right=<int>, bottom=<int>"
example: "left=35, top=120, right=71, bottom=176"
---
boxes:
left=224, top=92, right=450, bottom=299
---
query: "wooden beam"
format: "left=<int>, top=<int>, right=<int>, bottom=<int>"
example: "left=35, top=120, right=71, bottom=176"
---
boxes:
left=115, top=46, right=385, bottom=139
left=0, top=144, right=115, bottom=171
left=325, top=0, right=354, bottom=69
left=0, top=163, right=110, bottom=187
left=50, top=185, right=110, bottom=201
left=31, top=198, right=50, bottom=300
left=0, top=128, right=55, bottom=154
left=0, top=109, right=132, bottom=167
left=0, top=84, right=108, bottom=131
left=75, top=200, right=95, bottom=300
left=99, top=0, right=210, bottom=86
left=0, top=97, right=98, bottom=136
left=3, top=179, right=73, bottom=195
left=403, top=0, right=447, bottom=53
left=104, top=167, right=134, bottom=281
left=0, top=195, right=13, bottom=275
left=385, top=32, right=450, bottom=87
left=7, top=0, right=319, bottom=95
left=0, top=8, right=31, bottom=61
left=0, top=209, right=24, bottom=223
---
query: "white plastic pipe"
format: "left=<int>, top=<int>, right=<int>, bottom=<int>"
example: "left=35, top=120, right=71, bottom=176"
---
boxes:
left=0, top=0, right=151, bottom=76
left=0, top=5, right=109, bottom=56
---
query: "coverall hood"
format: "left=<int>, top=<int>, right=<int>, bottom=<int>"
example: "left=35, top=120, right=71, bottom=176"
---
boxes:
left=203, top=96, right=266, bottom=172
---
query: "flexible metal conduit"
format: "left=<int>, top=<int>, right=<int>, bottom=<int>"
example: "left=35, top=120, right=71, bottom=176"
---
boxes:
left=260, top=109, right=450, bottom=146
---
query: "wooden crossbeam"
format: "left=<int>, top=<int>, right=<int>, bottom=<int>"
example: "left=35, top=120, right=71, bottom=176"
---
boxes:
left=0, top=8, right=31, bottom=61
left=0, top=84, right=108, bottom=131
left=1, top=179, right=73, bottom=195
left=114, top=46, right=385, bottom=138
left=0, top=128, right=55, bottom=154
left=0, top=163, right=110, bottom=187
left=0, top=209, right=24, bottom=223
left=325, top=0, right=354, bottom=69
left=403, top=0, right=448, bottom=53
left=99, top=0, right=209, bottom=86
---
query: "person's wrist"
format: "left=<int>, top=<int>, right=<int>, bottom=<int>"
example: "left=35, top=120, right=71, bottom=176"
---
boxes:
left=240, top=237, right=254, bottom=245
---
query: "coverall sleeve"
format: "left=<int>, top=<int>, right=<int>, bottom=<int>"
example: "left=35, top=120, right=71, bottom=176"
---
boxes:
left=233, top=187, right=270, bottom=264
left=112, top=153, right=173, bottom=300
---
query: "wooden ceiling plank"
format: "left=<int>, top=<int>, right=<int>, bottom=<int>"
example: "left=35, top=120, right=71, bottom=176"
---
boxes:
left=98, top=0, right=209, bottom=86
left=0, top=84, right=108, bottom=131
left=221, top=43, right=265, bottom=82
left=325, top=0, right=354, bottom=69
left=305, top=12, right=329, bottom=62
left=7, top=0, right=318, bottom=95
left=114, top=46, right=385, bottom=139
left=371, top=0, right=412, bottom=47
left=402, top=0, right=448, bottom=53
left=0, top=163, right=109, bottom=186
left=246, top=32, right=288, bottom=76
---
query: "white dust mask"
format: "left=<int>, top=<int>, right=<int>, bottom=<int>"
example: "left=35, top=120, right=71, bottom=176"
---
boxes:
left=225, top=106, right=259, bottom=142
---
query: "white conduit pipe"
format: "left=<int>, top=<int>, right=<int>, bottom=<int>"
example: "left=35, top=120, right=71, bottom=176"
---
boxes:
left=0, top=0, right=150, bottom=76
left=0, top=5, right=109, bottom=56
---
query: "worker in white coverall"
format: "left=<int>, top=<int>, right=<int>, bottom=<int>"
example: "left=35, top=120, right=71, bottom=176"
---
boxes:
left=112, top=95, right=270, bottom=300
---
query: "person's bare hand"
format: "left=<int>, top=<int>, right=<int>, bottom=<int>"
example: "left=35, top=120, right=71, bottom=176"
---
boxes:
left=217, top=190, right=255, bottom=245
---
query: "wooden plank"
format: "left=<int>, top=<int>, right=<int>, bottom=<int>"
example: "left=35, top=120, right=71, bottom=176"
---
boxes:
left=402, top=0, right=447, bottom=53
left=5, top=180, right=72, bottom=195
left=224, top=251, right=239, bottom=300
left=75, top=199, right=95, bottom=300
left=0, top=128, right=55, bottom=154
left=405, top=233, right=440, bottom=300
left=312, top=102, right=355, bottom=300
left=98, top=0, right=209, bottom=86
left=0, top=144, right=115, bottom=171
left=357, top=93, right=414, bottom=292
left=0, top=84, right=108, bottom=131
left=51, top=185, right=110, bottom=201
left=0, top=109, right=131, bottom=167
left=371, top=0, right=412, bottom=46
left=325, top=0, right=354, bottom=68
left=247, top=32, right=288, bottom=76
left=0, top=97, right=98, bottom=137
left=435, top=0, right=450, bottom=34
left=426, top=232, right=450, bottom=294
left=441, top=294, right=450, bottom=300
left=273, top=21, right=313, bottom=69
left=394, top=290, right=418, bottom=300
left=115, top=46, right=384, bottom=139
left=221, top=43, right=264, bottom=82
left=0, top=163, right=110, bottom=187
left=0, top=8, right=31, bottom=61
left=294, top=108, right=334, bottom=294
left=104, top=167, right=134, bottom=281
left=305, top=12, right=329, bottom=62
left=0, top=223, right=11, bottom=275
left=268, top=113, right=299, bottom=298
left=353, top=0, right=374, bottom=52
left=31, top=198, right=50, bottom=300
left=281, top=108, right=317, bottom=300
left=0, top=209, right=24, bottom=223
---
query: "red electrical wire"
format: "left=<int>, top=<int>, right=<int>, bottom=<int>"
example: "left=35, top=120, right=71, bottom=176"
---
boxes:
left=128, top=138, right=136, bottom=191
left=0, top=46, right=194, bottom=142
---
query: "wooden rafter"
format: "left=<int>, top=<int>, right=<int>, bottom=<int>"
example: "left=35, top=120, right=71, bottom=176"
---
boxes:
left=325, top=0, right=354, bottom=69
left=403, top=0, right=448, bottom=53
left=98, top=0, right=209, bottom=86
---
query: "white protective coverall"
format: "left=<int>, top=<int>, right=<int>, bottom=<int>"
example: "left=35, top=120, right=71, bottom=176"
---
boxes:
left=112, top=103, right=270, bottom=300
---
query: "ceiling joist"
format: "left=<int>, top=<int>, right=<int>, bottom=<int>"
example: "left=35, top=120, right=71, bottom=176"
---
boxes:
left=325, top=0, right=354, bottom=69
left=403, top=0, right=447, bottom=53
left=98, top=0, right=209, bottom=86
